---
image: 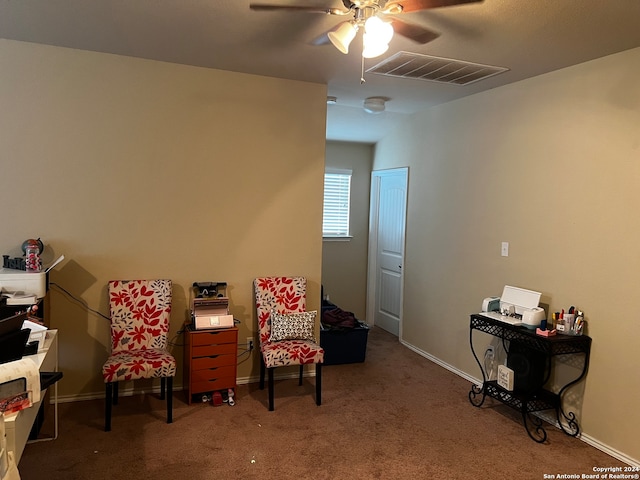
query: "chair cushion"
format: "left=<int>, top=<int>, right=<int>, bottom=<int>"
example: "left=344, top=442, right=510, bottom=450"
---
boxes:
left=261, top=339, right=324, bottom=368
left=102, top=349, right=176, bottom=382
left=269, top=310, right=317, bottom=342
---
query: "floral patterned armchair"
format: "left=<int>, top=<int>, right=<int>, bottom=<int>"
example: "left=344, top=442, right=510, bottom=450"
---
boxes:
left=253, top=276, right=324, bottom=411
left=101, top=279, right=176, bottom=431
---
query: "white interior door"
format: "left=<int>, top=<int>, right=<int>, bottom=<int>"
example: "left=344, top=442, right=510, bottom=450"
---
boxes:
left=367, top=168, right=408, bottom=337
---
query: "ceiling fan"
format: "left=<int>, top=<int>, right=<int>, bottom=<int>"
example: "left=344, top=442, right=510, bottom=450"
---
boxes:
left=250, top=0, right=483, bottom=58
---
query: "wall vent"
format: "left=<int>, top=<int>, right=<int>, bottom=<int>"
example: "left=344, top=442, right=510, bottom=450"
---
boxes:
left=366, top=51, right=509, bottom=85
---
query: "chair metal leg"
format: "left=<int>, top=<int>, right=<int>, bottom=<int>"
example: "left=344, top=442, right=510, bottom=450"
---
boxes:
left=160, top=377, right=166, bottom=400
left=298, top=365, right=303, bottom=386
left=105, top=382, right=113, bottom=432
left=166, top=377, right=173, bottom=424
left=316, top=363, right=322, bottom=406
left=268, top=367, right=275, bottom=411
left=259, top=355, right=266, bottom=390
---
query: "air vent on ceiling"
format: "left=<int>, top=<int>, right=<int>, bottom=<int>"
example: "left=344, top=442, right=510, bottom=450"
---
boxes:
left=366, top=51, right=509, bottom=85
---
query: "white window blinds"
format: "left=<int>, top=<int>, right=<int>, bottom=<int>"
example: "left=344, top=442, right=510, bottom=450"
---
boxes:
left=323, top=169, right=352, bottom=237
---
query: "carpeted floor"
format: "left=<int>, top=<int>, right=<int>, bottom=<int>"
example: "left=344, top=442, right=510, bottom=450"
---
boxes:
left=19, top=327, right=624, bottom=480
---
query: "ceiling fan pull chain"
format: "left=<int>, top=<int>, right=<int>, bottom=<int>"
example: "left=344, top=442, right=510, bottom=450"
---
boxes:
left=360, top=40, right=366, bottom=84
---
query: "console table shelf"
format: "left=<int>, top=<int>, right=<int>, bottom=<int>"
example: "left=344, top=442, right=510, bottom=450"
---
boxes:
left=483, top=381, right=559, bottom=413
left=468, top=314, right=591, bottom=443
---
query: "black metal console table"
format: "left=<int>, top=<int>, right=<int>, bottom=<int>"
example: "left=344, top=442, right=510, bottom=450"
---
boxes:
left=468, top=314, right=591, bottom=443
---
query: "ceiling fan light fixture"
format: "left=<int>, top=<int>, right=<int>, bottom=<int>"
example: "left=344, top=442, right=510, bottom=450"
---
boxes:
left=363, top=96, right=386, bottom=114
left=362, top=16, right=393, bottom=59
left=328, top=21, right=358, bottom=54
left=364, top=16, right=394, bottom=44
left=362, top=36, right=390, bottom=58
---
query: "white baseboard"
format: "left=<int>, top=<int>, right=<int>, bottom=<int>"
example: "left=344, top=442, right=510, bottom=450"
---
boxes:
left=579, top=433, right=640, bottom=468
left=400, top=339, right=640, bottom=469
left=53, top=372, right=313, bottom=404
left=401, top=340, right=482, bottom=385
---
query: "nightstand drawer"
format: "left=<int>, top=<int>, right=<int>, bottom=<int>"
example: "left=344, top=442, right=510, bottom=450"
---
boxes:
left=191, top=329, right=237, bottom=346
left=192, top=354, right=236, bottom=370
left=191, top=365, right=236, bottom=382
left=191, top=376, right=236, bottom=394
left=192, top=343, right=237, bottom=358
left=184, top=324, right=238, bottom=404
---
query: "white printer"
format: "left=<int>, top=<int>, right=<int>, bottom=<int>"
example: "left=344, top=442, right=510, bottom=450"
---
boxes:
left=0, top=269, right=46, bottom=303
left=191, top=282, right=234, bottom=330
left=191, top=297, right=234, bottom=330
left=0, top=255, right=64, bottom=305
left=481, top=285, right=546, bottom=329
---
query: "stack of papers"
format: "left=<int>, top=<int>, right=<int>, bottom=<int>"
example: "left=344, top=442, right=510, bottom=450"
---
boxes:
left=22, top=319, right=48, bottom=352
left=2, top=292, right=37, bottom=306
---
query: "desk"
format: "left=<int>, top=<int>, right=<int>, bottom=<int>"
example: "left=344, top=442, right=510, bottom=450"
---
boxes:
left=4, top=329, right=58, bottom=464
left=468, top=315, right=591, bottom=442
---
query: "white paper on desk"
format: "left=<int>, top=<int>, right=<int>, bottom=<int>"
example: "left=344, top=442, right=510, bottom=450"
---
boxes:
left=22, top=320, right=48, bottom=351
left=3, top=292, right=38, bottom=305
left=22, top=320, right=47, bottom=333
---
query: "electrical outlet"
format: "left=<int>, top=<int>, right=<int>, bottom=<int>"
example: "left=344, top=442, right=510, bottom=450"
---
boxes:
left=247, top=337, right=254, bottom=351
left=486, top=345, right=495, bottom=357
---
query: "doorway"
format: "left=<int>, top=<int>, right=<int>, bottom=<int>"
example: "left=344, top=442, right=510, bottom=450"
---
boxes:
left=366, top=167, right=408, bottom=337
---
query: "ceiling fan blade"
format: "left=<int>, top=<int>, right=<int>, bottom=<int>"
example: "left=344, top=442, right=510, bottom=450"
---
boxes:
left=389, top=18, right=440, bottom=44
left=386, top=0, right=483, bottom=14
left=250, top=4, right=346, bottom=15
left=310, top=31, right=331, bottom=46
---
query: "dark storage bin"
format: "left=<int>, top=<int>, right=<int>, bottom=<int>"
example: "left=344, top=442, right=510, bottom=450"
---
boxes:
left=320, top=324, right=369, bottom=365
left=320, top=300, right=369, bottom=365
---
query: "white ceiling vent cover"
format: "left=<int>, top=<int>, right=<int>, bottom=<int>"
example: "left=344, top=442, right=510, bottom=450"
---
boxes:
left=367, top=51, right=509, bottom=85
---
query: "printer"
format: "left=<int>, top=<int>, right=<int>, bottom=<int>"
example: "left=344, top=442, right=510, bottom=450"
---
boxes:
left=0, top=255, right=65, bottom=306
left=192, top=297, right=234, bottom=330
left=482, top=285, right=546, bottom=329
left=0, top=269, right=46, bottom=305
left=191, top=282, right=234, bottom=330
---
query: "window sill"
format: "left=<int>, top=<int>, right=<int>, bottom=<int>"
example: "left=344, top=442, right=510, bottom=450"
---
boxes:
left=323, top=236, right=353, bottom=242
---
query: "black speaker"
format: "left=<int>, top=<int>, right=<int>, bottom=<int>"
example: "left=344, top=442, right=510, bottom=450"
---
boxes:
left=507, top=341, right=547, bottom=392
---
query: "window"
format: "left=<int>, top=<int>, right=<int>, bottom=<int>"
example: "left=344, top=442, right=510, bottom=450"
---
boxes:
left=323, top=168, right=352, bottom=238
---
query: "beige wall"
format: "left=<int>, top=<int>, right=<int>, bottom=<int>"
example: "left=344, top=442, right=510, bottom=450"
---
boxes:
left=322, top=141, right=373, bottom=320
left=0, top=40, right=327, bottom=399
left=373, top=47, right=640, bottom=463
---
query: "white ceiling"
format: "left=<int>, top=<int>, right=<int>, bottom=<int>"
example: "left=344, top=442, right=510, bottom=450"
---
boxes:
left=2, top=0, right=640, bottom=144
